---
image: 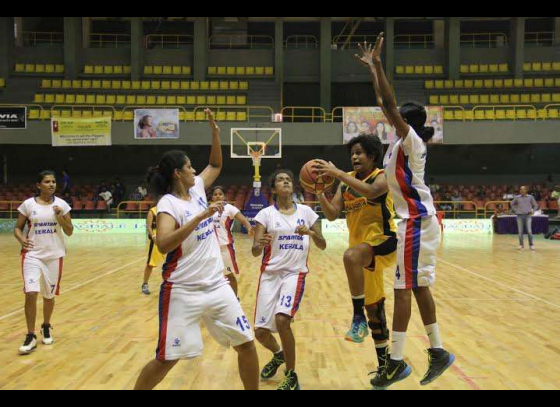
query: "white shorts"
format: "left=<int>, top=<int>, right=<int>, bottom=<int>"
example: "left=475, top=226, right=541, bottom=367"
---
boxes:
left=254, top=271, right=307, bottom=333
left=156, top=282, right=253, bottom=361
left=395, top=216, right=440, bottom=290
left=22, top=254, right=63, bottom=300
left=221, top=244, right=239, bottom=276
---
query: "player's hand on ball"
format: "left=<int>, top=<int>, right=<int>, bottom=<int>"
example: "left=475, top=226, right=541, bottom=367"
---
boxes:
left=295, top=225, right=311, bottom=236
left=258, top=233, right=273, bottom=248
left=314, top=160, right=341, bottom=179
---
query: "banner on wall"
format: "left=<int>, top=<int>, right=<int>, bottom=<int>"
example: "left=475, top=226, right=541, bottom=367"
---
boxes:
left=323, top=219, right=492, bottom=235
left=0, top=107, right=27, bottom=129
left=134, top=109, right=180, bottom=139
left=51, top=116, right=112, bottom=147
left=342, top=106, right=444, bottom=145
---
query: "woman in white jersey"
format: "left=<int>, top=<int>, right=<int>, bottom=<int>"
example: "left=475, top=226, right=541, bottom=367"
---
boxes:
left=134, top=110, right=259, bottom=391
left=353, top=34, right=455, bottom=390
left=252, top=169, right=326, bottom=390
left=14, top=171, right=74, bottom=355
left=210, top=186, right=253, bottom=297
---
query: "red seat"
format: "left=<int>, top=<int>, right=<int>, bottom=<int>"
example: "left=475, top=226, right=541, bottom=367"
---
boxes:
left=538, top=201, right=548, bottom=210
left=549, top=200, right=559, bottom=210
left=73, top=201, right=83, bottom=210
left=125, top=202, right=139, bottom=211
left=97, top=200, right=108, bottom=211
left=84, top=201, right=95, bottom=211
left=139, top=202, right=152, bottom=212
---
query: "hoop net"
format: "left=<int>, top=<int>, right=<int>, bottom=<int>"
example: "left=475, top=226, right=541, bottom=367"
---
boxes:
left=249, top=142, right=266, bottom=168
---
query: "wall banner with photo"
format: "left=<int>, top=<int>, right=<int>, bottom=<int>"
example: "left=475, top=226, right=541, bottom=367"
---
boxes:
left=134, top=109, right=180, bottom=140
left=342, top=106, right=444, bottom=145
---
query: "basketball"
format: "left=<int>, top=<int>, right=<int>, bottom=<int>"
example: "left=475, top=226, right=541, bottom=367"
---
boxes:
left=299, top=160, right=335, bottom=194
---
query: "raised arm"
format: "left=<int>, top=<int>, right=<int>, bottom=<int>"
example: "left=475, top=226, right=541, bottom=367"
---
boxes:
left=356, top=34, right=409, bottom=139
left=199, top=109, right=223, bottom=190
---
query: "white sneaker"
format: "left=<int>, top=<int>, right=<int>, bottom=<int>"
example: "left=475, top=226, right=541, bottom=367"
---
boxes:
left=530, top=246, right=535, bottom=251
left=518, top=246, right=524, bottom=250
left=142, top=283, right=151, bottom=295
left=41, top=324, right=54, bottom=345
left=19, top=334, right=38, bottom=355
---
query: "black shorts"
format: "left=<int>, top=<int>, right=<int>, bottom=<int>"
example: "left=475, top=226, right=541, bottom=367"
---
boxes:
left=366, top=236, right=398, bottom=271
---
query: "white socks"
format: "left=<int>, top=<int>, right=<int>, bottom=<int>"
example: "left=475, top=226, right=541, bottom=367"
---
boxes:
left=425, top=323, right=443, bottom=349
left=391, top=332, right=407, bottom=361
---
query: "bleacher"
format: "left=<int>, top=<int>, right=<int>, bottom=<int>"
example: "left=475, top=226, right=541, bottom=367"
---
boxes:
left=207, top=66, right=274, bottom=77
left=83, top=65, right=131, bottom=76
left=0, top=78, right=5, bottom=88
left=14, top=63, right=65, bottom=75
left=143, top=66, right=192, bottom=76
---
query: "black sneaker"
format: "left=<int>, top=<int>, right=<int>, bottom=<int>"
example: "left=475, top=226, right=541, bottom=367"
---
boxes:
left=142, top=284, right=151, bottom=295
left=277, top=370, right=300, bottom=391
left=41, top=324, right=54, bottom=345
left=261, top=351, right=285, bottom=381
left=420, top=348, right=455, bottom=386
left=19, top=334, right=38, bottom=355
left=370, top=359, right=412, bottom=390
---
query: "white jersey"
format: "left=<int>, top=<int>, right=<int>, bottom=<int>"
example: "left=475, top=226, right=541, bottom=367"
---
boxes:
left=384, top=126, right=437, bottom=220
left=213, top=203, right=240, bottom=246
left=254, top=204, right=319, bottom=274
left=18, top=197, right=72, bottom=261
left=157, top=177, right=227, bottom=290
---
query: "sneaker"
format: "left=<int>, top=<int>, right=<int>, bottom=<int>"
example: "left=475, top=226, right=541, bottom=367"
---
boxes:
left=261, top=351, right=285, bottom=381
left=518, top=246, right=524, bottom=250
left=41, top=324, right=54, bottom=345
left=277, top=370, right=300, bottom=391
left=530, top=246, right=535, bottom=251
left=345, top=315, right=369, bottom=343
left=370, top=359, right=412, bottom=390
left=19, top=334, right=37, bottom=355
left=142, top=283, right=151, bottom=295
left=420, top=348, right=456, bottom=386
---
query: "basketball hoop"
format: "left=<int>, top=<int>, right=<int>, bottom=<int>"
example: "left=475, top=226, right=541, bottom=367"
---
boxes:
left=250, top=150, right=263, bottom=168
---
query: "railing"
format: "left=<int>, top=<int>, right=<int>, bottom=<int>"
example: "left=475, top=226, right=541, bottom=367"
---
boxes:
left=332, top=34, right=379, bottom=49
left=460, top=33, right=508, bottom=48
left=525, top=31, right=555, bottom=47
left=90, top=33, right=131, bottom=49
left=23, top=31, right=64, bottom=47
left=192, top=106, right=273, bottom=122
left=117, top=201, right=155, bottom=219
left=281, top=106, right=327, bottom=123
left=209, top=35, right=274, bottom=50
left=145, top=34, right=194, bottom=49
left=0, top=201, right=22, bottom=219
left=285, top=35, right=318, bottom=49
left=433, top=201, right=479, bottom=219
left=0, top=103, right=44, bottom=118
left=330, top=107, right=344, bottom=123
left=394, top=34, right=435, bottom=49
left=484, top=201, right=511, bottom=218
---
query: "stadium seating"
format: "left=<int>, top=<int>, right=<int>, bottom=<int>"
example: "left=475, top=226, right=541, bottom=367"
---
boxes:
left=0, top=78, right=5, bottom=88
left=460, top=63, right=509, bottom=74
left=208, top=67, right=274, bottom=76
left=83, top=65, right=131, bottom=76
left=395, top=65, right=444, bottom=75
left=40, top=79, right=248, bottom=92
left=523, top=62, right=560, bottom=73
left=14, top=63, right=64, bottom=75
left=143, top=66, right=192, bottom=76
left=430, top=93, right=560, bottom=106
left=425, top=78, right=560, bottom=90
left=33, top=93, right=248, bottom=106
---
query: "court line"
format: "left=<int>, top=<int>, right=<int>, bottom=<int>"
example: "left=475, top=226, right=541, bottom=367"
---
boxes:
left=439, top=259, right=560, bottom=310
left=0, top=259, right=144, bottom=322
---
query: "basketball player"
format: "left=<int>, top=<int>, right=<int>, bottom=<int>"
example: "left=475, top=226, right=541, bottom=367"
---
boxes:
left=14, top=171, right=74, bottom=355
left=141, top=206, right=165, bottom=295
left=252, top=169, right=326, bottom=390
left=355, top=34, right=455, bottom=389
left=134, top=110, right=259, bottom=391
left=210, top=186, right=253, bottom=297
left=314, top=134, right=397, bottom=373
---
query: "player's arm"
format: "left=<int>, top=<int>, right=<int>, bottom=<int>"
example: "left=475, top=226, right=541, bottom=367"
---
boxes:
left=252, top=222, right=272, bottom=257
left=14, top=213, right=34, bottom=250
left=53, top=206, right=73, bottom=236
left=296, top=221, right=327, bottom=251
left=356, top=33, right=409, bottom=139
left=146, top=210, right=155, bottom=240
left=317, top=183, right=344, bottom=222
left=156, top=202, right=224, bottom=254
left=234, top=212, right=254, bottom=235
left=357, top=50, right=394, bottom=127
left=199, top=109, right=223, bottom=190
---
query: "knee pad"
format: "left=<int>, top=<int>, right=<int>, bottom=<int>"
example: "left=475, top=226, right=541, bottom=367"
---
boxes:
left=368, top=299, right=390, bottom=341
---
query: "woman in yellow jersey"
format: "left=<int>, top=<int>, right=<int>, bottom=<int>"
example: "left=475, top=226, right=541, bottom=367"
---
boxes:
left=315, top=134, right=397, bottom=372
left=141, top=206, right=165, bottom=295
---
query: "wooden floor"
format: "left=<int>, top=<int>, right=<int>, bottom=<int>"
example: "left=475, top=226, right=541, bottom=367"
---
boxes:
left=0, top=231, right=559, bottom=390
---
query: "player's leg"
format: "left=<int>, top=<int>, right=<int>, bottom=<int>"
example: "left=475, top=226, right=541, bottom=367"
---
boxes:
left=142, top=265, right=153, bottom=295
left=134, top=359, right=179, bottom=390
left=20, top=256, right=41, bottom=354
left=517, top=215, right=525, bottom=249
left=40, top=258, right=62, bottom=345
left=233, top=341, right=260, bottom=390
left=526, top=215, right=535, bottom=249
left=222, top=245, right=240, bottom=297
left=343, top=243, right=374, bottom=343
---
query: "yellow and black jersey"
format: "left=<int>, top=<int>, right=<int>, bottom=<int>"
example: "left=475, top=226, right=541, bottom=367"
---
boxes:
left=342, top=168, right=397, bottom=247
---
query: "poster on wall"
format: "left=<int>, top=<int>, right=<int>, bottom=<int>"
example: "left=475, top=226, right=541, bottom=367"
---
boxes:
left=343, top=106, right=444, bottom=145
left=0, top=107, right=27, bottom=129
left=51, top=116, right=112, bottom=147
left=134, top=109, right=180, bottom=139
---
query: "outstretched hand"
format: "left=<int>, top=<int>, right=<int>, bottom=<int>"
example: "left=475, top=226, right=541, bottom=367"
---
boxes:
left=354, top=32, right=385, bottom=68
left=205, top=108, right=219, bottom=132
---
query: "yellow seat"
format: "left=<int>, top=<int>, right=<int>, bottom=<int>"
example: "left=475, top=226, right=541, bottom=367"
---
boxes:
left=191, top=81, right=200, bottom=90
left=28, top=110, right=40, bottom=120
left=464, top=80, right=474, bottom=89
left=55, top=94, right=65, bottom=104
left=172, top=66, right=182, bottom=75
left=405, top=66, right=414, bottom=75
left=171, top=81, right=180, bottom=90
left=131, top=81, right=141, bottom=90
left=469, top=95, right=480, bottom=104
left=217, top=67, right=227, bottom=75
left=102, top=80, right=111, bottom=90
left=523, top=63, right=531, bottom=72
left=227, top=112, right=237, bottom=121
left=184, top=111, right=194, bottom=121
left=500, top=94, right=510, bottom=104
left=464, top=111, right=474, bottom=121
left=141, top=81, right=150, bottom=90
left=71, top=110, right=82, bottom=118
left=495, top=110, right=506, bottom=120
left=470, top=64, right=479, bottom=73
left=111, top=81, right=121, bottom=90
left=216, top=111, right=226, bottom=121
left=449, top=95, right=459, bottom=105
left=553, top=62, right=560, bottom=71
left=72, top=80, right=82, bottom=89
left=41, top=79, right=52, bottom=89
left=226, top=96, right=236, bottom=105
left=15, top=63, right=25, bottom=73
left=544, top=78, right=554, bottom=88
left=499, top=64, right=508, bottom=73
left=34, top=94, right=45, bottom=103
left=504, top=79, right=513, bottom=88
left=61, top=110, right=72, bottom=118
left=415, top=66, right=424, bottom=75
left=45, top=64, right=55, bottom=73
left=196, top=96, right=207, bottom=105
left=89, top=80, right=100, bottom=89
left=65, top=94, right=76, bottom=104
left=187, top=96, right=196, bottom=105
left=236, top=67, right=246, bottom=76
left=527, top=109, right=537, bottom=120
left=236, top=111, right=247, bottom=121
left=520, top=94, right=531, bottom=103
left=514, top=79, right=524, bottom=88
left=494, top=80, right=503, bottom=89
left=474, top=80, right=483, bottom=89
left=530, top=94, right=541, bottom=103
left=217, top=96, right=226, bottom=105
left=542, top=62, right=552, bottom=71
left=163, top=66, right=172, bottom=75
left=180, top=81, right=190, bottom=90
left=137, top=95, right=147, bottom=105
left=548, top=108, right=559, bottom=119
left=146, top=96, right=156, bottom=105
left=122, top=81, right=131, bottom=90
left=124, top=111, right=134, bottom=121
left=510, top=94, right=521, bottom=104
left=153, top=66, right=163, bottom=75
left=206, top=96, right=216, bottom=105
left=84, top=65, right=94, bottom=74
left=444, top=80, right=453, bottom=89
left=55, top=65, right=64, bottom=73
left=84, top=95, right=95, bottom=104
left=460, top=65, right=469, bottom=74
left=151, top=81, right=161, bottom=90
left=126, top=95, right=137, bottom=105
left=156, top=96, right=166, bottom=105
left=454, top=80, right=464, bottom=89
left=484, top=80, right=493, bottom=89
left=459, top=95, right=469, bottom=105
left=438, top=95, right=449, bottom=105
left=489, top=64, right=498, bottom=73
left=106, top=95, right=116, bottom=105
left=195, top=111, right=206, bottom=121
left=227, top=67, right=236, bottom=75
left=114, top=111, right=124, bottom=121
left=25, top=64, right=36, bottom=73
left=201, top=81, right=210, bottom=90
left=534, top=78, right=544, bottom=88
left=434, top=66, right=443, bottom=74
left=116, top=95, right=126, bottom=105
left=208, top=67, right=217, bottom=75
left=210, top=81, right=219, bottom=90
left=484, top=110, right=495, bottom=120
left=45, top=94, right=55, bottom=104
left=524, top=79, right=534, bottom=88
left=236, top=96, right=247, bottom=105
left=434, top=80, right=444, bottom=89
left=35, top=64, right=45, bottom=73
left=104, top=66, right=114, bottom=75
left=396, top=66, right=405, bottom=74
left=76, top=95, right=86, bottom=104
left=425, top=81, right=434, bottom=90
left=480, top=95, right=490, bottom=104
left=542, top=94, right=551, bottom=103
left=114, top=66, right=123, bottom=75
left=62, top=80, right=71, bottom=89
left=474, top=110, right=485, bottom=120
left=429, top=96, right=439, bottom=106
left=265, top=67, right=274, bottom=76
left=96, top=95, right=106, bottom=105
left=537, top=109, right=548, bottom=120
left=424, top=66, right=434, bottom=75
left=246, top=67, right=255, bottom=75
left=123, top=66, right=130, bottom=75
left=490, top=95, right=500, bottom=104
left=453, top=110, right=464, bottom=121
left=239, top=82, right=248, bottom=90
left=177, top=96, right=186, bottom=105
left=532, top=62, right=542, bottom=72
left=161, top=81, right=171, bottom=90
left=144, top=66, right=154, bottom=75
left=182, top=66, right=191, bottom=75
left=444, top=111, right=454, bottom=121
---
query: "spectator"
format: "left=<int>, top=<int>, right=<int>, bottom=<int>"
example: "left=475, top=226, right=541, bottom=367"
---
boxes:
left=439, top=192, right=453, bottom=212
left=113, top=178, right=126, bottom=206
left=292, top=186, right=305, bottom=204
left=552, top=185, right=560, bottom=218
left=138, top=182, right=148, bottom=199
left=476, top=186, right=486, bottom=199
left=61, top=170, right=72, bottom=194
left=129, top=188, right=143, bottom=202
left=63, top=191, right=73, bottom=208
left=511, top=186, right=539, bottom=251
left=451, top=189, right=463, bottom=211
left=429, top=178, right=440, bottom=194
left=530, top=185, right=542, bottom=202
left=99, top=187, right=113, bottom=211
left=503, top=188, right=515, bottom=201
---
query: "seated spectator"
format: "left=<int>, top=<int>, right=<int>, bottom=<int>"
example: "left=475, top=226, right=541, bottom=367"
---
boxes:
left=439, top=192, right=453, bottom=212
left=99, top=187, right=113, bottom=211
left=113, top=178, right=126, bottom=206
left=129, top=189, right=143, bottom=202
left=476, top=187, right=486, bottom=199
left=451, top=190, right=463, bottom=210
left=503, top=188, right=515, bottom=201
left=138, top=182, right=148, bottom=199
left=552, top=186, right=560, bottom=218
